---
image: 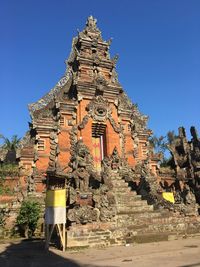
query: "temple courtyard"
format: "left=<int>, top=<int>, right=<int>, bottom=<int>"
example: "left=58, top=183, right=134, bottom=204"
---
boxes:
left=0, top=236, right=200, bottom=267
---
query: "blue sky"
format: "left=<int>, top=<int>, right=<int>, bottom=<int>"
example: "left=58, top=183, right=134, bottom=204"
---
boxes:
left=1, top=0, right=200, bottom=142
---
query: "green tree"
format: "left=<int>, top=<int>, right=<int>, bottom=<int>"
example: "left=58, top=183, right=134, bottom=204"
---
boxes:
left=0, top=134, right=21, bottom=163
left=0, top=134, right=21, bottom=150
left=149, top=130, right=177, bottom=167
left=16, top=199, right=41, bottom=238
left=149, top=135, right=166, bottom=154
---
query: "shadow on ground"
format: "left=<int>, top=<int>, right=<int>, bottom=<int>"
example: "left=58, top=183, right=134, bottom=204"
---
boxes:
left=0, top=239, right=117, bottom=267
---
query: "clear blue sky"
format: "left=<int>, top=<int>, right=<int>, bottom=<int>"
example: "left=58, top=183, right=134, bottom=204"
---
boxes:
left=1, top=0, right=200, bottom=142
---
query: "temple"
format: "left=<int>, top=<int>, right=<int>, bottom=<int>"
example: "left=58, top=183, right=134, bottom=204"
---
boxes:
left=18, top=16, right=155, bottom=192
left=3, top=16, right=200, bottom=247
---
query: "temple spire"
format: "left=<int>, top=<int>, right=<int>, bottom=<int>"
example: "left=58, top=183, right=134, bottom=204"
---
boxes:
left=78, top=15, right=102, bottom=41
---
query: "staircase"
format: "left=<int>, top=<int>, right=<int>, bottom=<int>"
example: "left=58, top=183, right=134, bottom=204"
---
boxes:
left=66, top=171, right=200, bottom=248
left=110, top=171, right=200, bottom=244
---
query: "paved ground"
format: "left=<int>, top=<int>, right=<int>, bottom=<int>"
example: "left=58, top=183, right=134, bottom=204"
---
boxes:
left=0, top=236, right=200, bottom=267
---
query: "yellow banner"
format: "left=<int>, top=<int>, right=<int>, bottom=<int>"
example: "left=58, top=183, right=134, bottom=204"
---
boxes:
left=46, top=189, right=66, bottom=207
left=162, top=192, right=175, bottom=204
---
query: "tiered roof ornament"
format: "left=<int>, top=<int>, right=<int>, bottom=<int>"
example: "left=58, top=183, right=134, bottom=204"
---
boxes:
left=78, top=16, right=103, bottom=41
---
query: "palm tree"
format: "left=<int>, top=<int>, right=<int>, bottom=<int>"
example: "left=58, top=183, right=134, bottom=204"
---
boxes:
left=149, top=131, right=177, bottom=154
left=0, top=135, right=21, bottom=150
left=0, top=134, right=21, bottom=163
left=149, top=135, right=166, bottom=154
left=149, top=131, right=177, bottom=168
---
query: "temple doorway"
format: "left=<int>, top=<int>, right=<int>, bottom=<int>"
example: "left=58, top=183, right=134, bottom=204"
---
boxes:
left=92, top=123, right=107, bottom=172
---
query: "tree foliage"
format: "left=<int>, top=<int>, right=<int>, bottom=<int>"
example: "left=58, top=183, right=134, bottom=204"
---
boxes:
left=0, top=134, right=21, bottom=150
left=0, top=134, right=21, bottom=164
left=16, top=199, right=41, bottom=238
left=149, top=130, right=177, bottom=167
left=149, top=131, right=176, bottom=153
left=0, top=163, right=19, bottom=177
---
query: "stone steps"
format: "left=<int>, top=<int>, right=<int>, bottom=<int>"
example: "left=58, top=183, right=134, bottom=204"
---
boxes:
left=117, top=211, right=200, bottom=232
left=117, top=210, right=164, bottom=221
left=116, top=195, right=145, bottom=203
left=110, top=174, right=191, bottom=232
left=110, top=173, right=156, bottom=217
left=111, top=180, right=129, bottom=186
left=117, top=204, right=154, bottom=214
left=116, top=200, right=148, bottom=207
left=114, top=191, right=140, bottom=198
left=112, top=187, right=131, bottom=193
left=116, top=218, right=200, bottom=241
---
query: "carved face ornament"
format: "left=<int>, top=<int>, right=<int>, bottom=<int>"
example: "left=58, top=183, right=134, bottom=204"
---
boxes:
left=87, top=96, right=111, bottom=122
left=95, top=106, right=107, bottom=117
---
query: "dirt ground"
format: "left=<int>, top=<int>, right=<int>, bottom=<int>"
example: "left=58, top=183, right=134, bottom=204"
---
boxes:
left=0, top=236, right=200, bottom=267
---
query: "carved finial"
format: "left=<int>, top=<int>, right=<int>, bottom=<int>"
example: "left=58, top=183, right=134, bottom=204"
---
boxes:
left=86, top=15, right=97, bottom=30
left=107, top=38, right=113, bottom=46
left=178, top=127, right=186, bottom=138
left=112, top=54, right=119, bottom=66
left=78, top=16, right=102, bottom=40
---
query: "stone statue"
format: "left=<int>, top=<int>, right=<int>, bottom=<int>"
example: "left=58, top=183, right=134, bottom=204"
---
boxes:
left=183, top=184, right=196, bottom=205
left=69, top=140, right=93, bottom=192
left=110, top=147, right=121, bottom=171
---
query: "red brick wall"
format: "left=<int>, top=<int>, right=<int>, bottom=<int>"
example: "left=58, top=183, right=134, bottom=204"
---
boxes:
left=123, top=122, right=135, bottom=167
left=58, top=130, right=71, bottom=168
left=106, top=120, right=120, bottom=156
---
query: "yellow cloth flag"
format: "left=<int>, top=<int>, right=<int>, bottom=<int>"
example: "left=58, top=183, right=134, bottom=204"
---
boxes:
left=162, top=192, right=175, bottom=203
left=46, top=189, right=66, bottom=207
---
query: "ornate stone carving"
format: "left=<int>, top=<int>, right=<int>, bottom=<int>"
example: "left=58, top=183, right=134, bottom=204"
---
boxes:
left=92, top=53, right=101, bottom=66
left=190, top=126, right=200, bottom=179
left=119, top=125, right=125, bottom=158
left=93, top=186, right=116, bottom=222
left=168, top=127, right=190, bottom=179
left=118, top=92, right=133, bottom=111
left=68, top=205, right=100, bottom=224
left=78, top=96, right=122, bottom=135
left=110, top=67, right=120, bottom=85
left=47, top=130, right=59, bottom=172
left=69, top=125, right=78, bottom=156
left=108, top=116, right=121, bottom=133
left=136, top=160, right=161, bottom=205
left=69, top=140, right=94, bottom=192
left=111, top=54, right=119, bottom=67
left=78, top=16, right=102, bottom=41
left=101, top=147, right=135, bottom=183
left=110, top=147, right=121, bottom=171
left=27, top=174, right=35, bottom=193
left=67, top=37, right=79, bottom=65
left=130, top=110, right=148, bottom=133
left=78, top=115, right=90, bottom=130
left=16, top=132, right=34, bottom=159
left=167, top=126, right=200, bottom=205
left=93, top=73, right=108, bottom=92
left=86, top=95, right=110, bottom=122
